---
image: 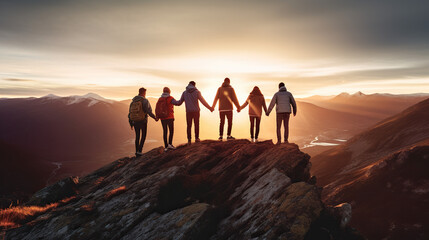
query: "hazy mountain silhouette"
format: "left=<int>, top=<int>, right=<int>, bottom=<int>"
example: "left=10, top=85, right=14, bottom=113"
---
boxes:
left=311, top=98, right=429, bottom=239
left=302, top=92, right=429, bottom=120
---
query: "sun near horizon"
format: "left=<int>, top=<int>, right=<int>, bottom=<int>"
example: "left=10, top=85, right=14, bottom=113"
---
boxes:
left=1, top=1, right=429, bottom=101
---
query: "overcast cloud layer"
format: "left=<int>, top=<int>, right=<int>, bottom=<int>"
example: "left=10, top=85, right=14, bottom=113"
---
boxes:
left=1, top=0, right=428, bottom=98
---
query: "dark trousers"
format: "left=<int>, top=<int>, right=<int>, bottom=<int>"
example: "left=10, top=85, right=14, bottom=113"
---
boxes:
left=219, top=111, right=233, bottom=136
left=134, top=120, right=147, bottom=152
left=250, top=116, right=261, bottom=139
left=186, top=112, right=200, bottom=140
left=276, top=113, right=290, bottom=143
left=161, top=119, right=174, bottom=148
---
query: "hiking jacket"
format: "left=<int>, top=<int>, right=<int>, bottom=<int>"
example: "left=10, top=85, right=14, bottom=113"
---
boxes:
left=267, top=86, right=297, bottom=115
left=157, top=93, right=175, bottom=120
left=241, top=93, right=268, bottom=117
left=172, top=84, right=211, bottom=112
left=212, top=83, right=240, bottom=111
left=128, top=95, right=156, bottom=126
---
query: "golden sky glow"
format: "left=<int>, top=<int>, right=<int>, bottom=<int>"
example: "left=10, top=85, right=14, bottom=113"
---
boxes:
left=1, top=0, right=429, bottom=99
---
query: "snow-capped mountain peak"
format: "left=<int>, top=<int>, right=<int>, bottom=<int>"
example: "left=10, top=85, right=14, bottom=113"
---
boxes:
left=67, top=93, right=114, bottom=106
left=41, top=94, right=61, bottom=99
left=39, top=93, right=115, bottom=107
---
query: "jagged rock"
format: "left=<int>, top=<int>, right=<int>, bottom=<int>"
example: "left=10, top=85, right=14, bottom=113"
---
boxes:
left=25, top=176, right=79, bottom=206
left=5, top=140, right=360, bottom=239
left=328, top=203, right=352, bottom=228
left=124, top=203, right=219, bottom=240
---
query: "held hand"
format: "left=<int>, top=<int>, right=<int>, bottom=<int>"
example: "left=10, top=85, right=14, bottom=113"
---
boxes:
left=266, top=112, right=269, bottom=117
left=293, top=113, right=296, bottom=117
left=210, top=107, right=214, bottom=112
left=237, top=107, right=241, bottom=113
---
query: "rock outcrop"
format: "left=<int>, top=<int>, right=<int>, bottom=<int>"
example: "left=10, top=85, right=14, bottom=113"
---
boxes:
left=3, top=140, right=362, bottom=239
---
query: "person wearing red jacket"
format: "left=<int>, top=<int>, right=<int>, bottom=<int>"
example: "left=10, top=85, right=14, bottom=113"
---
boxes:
left=156, top=87, right=177, bottom=152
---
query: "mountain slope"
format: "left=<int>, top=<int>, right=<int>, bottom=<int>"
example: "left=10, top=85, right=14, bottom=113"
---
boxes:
left=0, top=95, right=137, bottom=204
left=0, top=141, right=53, bottom=208
left=2, top=140, right=363, bottom=239
left=311, top=98, right=429, bottom=239
left=312, top=98, right=429, bottom=188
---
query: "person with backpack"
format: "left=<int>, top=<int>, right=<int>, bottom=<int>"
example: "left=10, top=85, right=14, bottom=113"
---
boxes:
left=155, top=87, right=177, bottom=152
left=128, top=87, right=158, bottom=156
left=212, top=78, right=240, bottom=141
left=172, top=81, right=213, bottom=144
left=240, top=86, right=268, bottom=143
left=266, top=82, right=297, bottom=144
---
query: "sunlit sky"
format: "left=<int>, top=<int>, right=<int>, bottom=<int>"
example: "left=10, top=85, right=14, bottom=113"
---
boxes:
left=1, top=0, right=429, bottom=100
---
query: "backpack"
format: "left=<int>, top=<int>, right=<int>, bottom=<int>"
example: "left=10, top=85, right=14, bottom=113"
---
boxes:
left=155, top=97, right=169, bottom=119
left=129, top=100, right=146, bottom=121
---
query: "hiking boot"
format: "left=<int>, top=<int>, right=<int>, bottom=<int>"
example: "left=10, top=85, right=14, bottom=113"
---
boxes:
left=167, top=144, right=176, bottom=150
left=195, top=138, right=201, bottom=143
left=136, top=152, right=143, bottom=156
left=164, top=148, right=168, bottom=152
left=227, top=136, right=235, bottom=140
left=187, top=140, right=192, bottom=145
left=218, top=136, right=223, bottom=141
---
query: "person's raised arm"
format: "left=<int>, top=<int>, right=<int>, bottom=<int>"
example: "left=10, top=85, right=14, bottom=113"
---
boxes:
left=212, top=88, right=220, bottom=109
left=267, top=93, right=277, bottom=116
left=171, top=93, right=184, bottom=106
left=198, top=91, right=212, bottom=111
left=143, top=99, right=156, bottom=120
left=262, top=95, right=268, bottom=115
left=231, top=88, right=241, bottom=111
left=240, top=96, right=250, bottom=110
left=290, top=93, right=297, bottom=116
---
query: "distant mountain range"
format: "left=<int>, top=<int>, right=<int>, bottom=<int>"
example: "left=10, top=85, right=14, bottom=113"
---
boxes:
left=300, top=91, right=429, bottom=120
left=311, top=98, right=429, bottom=239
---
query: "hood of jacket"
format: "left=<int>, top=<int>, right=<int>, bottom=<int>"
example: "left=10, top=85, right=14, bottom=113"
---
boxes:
left=221, top=82, right=231, bottom=88
left=186, top=84, right=197, bottom=93
left=132, top=95, right=144, bottom=102
left=161, top=93, right=170, bottom=98
left=279, top=86, right=287, bottom=92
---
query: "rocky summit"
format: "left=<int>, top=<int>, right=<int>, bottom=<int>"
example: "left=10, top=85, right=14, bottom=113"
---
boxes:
left=3, top=140, right=363, bottom=240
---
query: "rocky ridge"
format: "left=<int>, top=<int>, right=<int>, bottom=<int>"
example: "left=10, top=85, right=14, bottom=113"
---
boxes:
left=3, top=140, right=363, bottom=239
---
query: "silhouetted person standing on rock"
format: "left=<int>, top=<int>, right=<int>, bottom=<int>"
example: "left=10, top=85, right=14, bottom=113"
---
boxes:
left=129, top=87, right=157, bottom=156
left=212, top=78, right=241, bottom=141
left=172, top=81, right=213, bottom=144
left=240, top=86, right=268, bottom=143
left=155, top=87, right=177, bottom=152
left=267, top=82, right=297, bottom=144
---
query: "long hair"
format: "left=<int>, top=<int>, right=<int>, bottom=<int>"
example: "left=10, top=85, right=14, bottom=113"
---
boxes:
left=250, top=86, right=263, bottom=96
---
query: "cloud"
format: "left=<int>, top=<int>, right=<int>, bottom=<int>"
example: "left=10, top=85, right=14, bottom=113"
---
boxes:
left=1, top=0, right=429, bottom=98
left=2, top=78, right=35, bottom=82
left=1, top=0, right=429, bottom=61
